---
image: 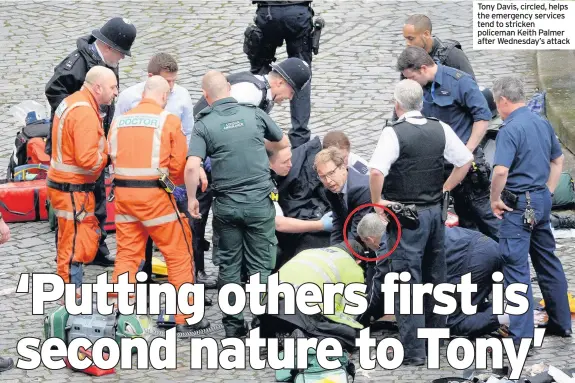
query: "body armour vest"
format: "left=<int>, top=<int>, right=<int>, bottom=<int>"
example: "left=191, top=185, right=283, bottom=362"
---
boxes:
left=193, top=72, right=272, bottom=118
left=383, top=117, right=446, bottom=205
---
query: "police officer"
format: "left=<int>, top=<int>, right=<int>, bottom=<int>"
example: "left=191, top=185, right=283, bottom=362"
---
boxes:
left=193, top=57, right=309, bottom=129
left=396, top=46, right=500, bottom=241
left=244, top=1, right=318, bottom=148
left=402, top=14, right=475, bottom=79
left=190, top=58, right=312, bottom=277
left=397, top=15, right=498, bottom=121
left=45, top=17, right=137, bottom=267
left=184, top=70, right=284, bottom=337
left=357, top=214, right=507, bottom=339
left=490, top=76, right=572, bottom=347
left=369, top=79, right=473, bottom=365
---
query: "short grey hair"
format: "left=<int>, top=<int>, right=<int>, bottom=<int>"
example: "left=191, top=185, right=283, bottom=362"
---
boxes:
left=394, top=79, right=423, bottom=112
left=492, top=76, right=525, bottom=103
left=357, top=213, right=387, bottom=239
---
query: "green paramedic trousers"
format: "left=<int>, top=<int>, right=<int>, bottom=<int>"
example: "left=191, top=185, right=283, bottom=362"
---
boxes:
left=212, top=197, right=277, bottom=336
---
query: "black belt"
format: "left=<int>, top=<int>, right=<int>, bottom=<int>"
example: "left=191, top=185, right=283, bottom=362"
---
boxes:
left=47, top=179, right=96, bottom=192
left=113, top=179, right=162, bottom=188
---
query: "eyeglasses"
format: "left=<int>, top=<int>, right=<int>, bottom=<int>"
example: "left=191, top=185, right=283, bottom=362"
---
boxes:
left=317, top=165, right=341, bottom=182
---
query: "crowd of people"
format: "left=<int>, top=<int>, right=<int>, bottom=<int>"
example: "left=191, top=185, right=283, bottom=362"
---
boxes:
left=0, top=0, right=569, bottom=373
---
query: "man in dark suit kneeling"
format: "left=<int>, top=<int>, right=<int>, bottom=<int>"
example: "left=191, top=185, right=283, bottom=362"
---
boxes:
left=314, top=146, right=373, bottom=244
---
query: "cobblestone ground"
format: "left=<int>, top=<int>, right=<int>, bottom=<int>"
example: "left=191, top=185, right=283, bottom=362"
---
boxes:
left=1, top=1, right=574, bottom=382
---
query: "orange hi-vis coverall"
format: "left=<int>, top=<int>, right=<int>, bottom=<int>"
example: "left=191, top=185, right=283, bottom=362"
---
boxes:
left=46, top=87, right=108, bottom=287
left=108, top=98, right=194, bottom=324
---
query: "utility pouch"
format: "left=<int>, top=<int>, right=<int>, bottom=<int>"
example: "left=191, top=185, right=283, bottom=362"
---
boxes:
left=501, top=190, right=518, bottom=209
left=243, top=24, right=264, bottom=58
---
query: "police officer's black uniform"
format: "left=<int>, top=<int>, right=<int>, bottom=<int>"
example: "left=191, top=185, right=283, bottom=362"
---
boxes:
left=45, top=17, right=136, bottom=266
left=382, top=117, right=448, bottom=365
left=244, top=0, right=317, bottom=148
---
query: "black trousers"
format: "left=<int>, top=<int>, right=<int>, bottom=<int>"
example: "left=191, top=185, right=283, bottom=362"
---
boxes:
left=250, top=3, right=314, bottom=148
left=387, top=204, right=446, bottom=360
left=446, top=147, right=500, bottom=242
left=275, top=231, right=330, bottom=271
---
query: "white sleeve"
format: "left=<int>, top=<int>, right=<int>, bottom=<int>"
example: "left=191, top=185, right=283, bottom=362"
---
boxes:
left=368, top=127, right=400, bottom=176
left=440, top=121, right=474, bottom=167
left=114, top=90, right=130, bottom=119
left=230, top=83, right=264, bottom=107
left=274, top=201, right=284, bottom=217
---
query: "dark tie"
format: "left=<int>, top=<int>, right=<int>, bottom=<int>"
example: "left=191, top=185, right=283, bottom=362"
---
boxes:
left=338, top=193, right=347, bottom=211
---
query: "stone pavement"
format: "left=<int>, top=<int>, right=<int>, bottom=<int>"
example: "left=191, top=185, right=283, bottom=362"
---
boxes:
left=0, top=1, right=574, bottom=382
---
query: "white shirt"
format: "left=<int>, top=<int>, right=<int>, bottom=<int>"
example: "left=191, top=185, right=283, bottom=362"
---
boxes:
left=230, top=75, right=273, bottom=109
left=114, top=82, right=195, bottom=145
left=369, top=111, right=473, bottom=177
left=274, top=201, right=284, bottom=217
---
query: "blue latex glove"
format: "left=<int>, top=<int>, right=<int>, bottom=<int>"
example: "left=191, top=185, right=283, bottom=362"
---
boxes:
left=321, top=211, right=333, bottom=231
left=173, top=186, right=187, bottom=202
left=204, top=157, right=212, bottom=173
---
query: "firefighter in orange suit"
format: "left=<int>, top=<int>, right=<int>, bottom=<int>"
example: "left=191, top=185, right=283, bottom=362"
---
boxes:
left=46, top=66, right=116, bottom=290
left=108, top=75, right=210, bottom=332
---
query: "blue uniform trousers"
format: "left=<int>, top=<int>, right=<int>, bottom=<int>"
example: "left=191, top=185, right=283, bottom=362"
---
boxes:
left=387, top=204, right=446, bottom=360
left=447, top=237, right=501, bottom=337
left=500, top=188, right=571, bottom=344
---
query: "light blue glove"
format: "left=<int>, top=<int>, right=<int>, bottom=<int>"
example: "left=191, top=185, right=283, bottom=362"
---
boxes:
left=173, top=186, right=186, bottom=202
left=321, top=211, right=333, bottom=231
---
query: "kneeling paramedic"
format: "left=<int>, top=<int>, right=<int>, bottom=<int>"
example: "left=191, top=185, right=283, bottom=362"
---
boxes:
left=369, top=79, right=473, bottom=365
left=185, top=70, right=284, bottom=337
left=46, top=66, right=115, bottom=293
left=108, top=76, right=210, bottom=332
left=256, top=239, right=366, bottom=351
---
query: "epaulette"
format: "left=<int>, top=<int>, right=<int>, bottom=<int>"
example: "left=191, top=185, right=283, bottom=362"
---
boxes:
left=446, top=69, right=466, bottom=80
left=63, top=52, right=81, bottom=71
left=426, top=116, right=440, bottom=121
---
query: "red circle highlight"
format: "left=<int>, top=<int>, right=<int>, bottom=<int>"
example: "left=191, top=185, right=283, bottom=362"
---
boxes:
left=343, top=203, right=402, bottom=262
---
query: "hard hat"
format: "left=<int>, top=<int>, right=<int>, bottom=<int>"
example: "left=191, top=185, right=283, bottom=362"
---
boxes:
left=92, top=17, right=137, bottom=57
left=271, top=57, right=311, bottom=94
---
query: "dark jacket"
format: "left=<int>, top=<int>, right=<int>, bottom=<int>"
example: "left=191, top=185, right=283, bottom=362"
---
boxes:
left=429, top=36, right=475, bottom=80
left=44, top=35, right=119, bottom=155
left=275, top=136, right=331, bottom=220
left=326, top=167, right=372, bottom=244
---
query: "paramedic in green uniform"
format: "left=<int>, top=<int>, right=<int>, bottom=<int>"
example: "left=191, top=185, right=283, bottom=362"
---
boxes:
left=184, top=70, right=285, bottom=337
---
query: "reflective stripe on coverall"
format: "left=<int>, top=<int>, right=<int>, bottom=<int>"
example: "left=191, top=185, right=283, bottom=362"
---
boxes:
left=108, top=98, right=193, bottom=325
left=278, top=246, right=365, bottom=329
left=46, top=87, right=108, bottom=284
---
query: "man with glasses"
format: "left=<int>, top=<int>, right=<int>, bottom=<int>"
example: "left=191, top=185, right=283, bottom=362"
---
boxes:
left=396, top=46, right=498, bottom=242
left=314, top=147, right=372, bottom=245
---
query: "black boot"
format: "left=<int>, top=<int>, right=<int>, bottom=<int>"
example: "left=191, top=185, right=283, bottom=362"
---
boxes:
left=176, top=318, right=211, bottom=335
left=0, top=356, right=14, bottom=372
left=551, top=212, right=575, bottom=229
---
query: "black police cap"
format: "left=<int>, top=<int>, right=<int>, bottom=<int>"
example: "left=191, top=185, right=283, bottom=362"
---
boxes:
left=271, top=58, right=311, bottom=94
left=92, top=17, right=137, bottom=57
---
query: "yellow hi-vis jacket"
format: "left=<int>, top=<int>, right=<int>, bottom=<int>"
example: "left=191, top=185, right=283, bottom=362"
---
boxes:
left=278, top=246, right=365, bottom=329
